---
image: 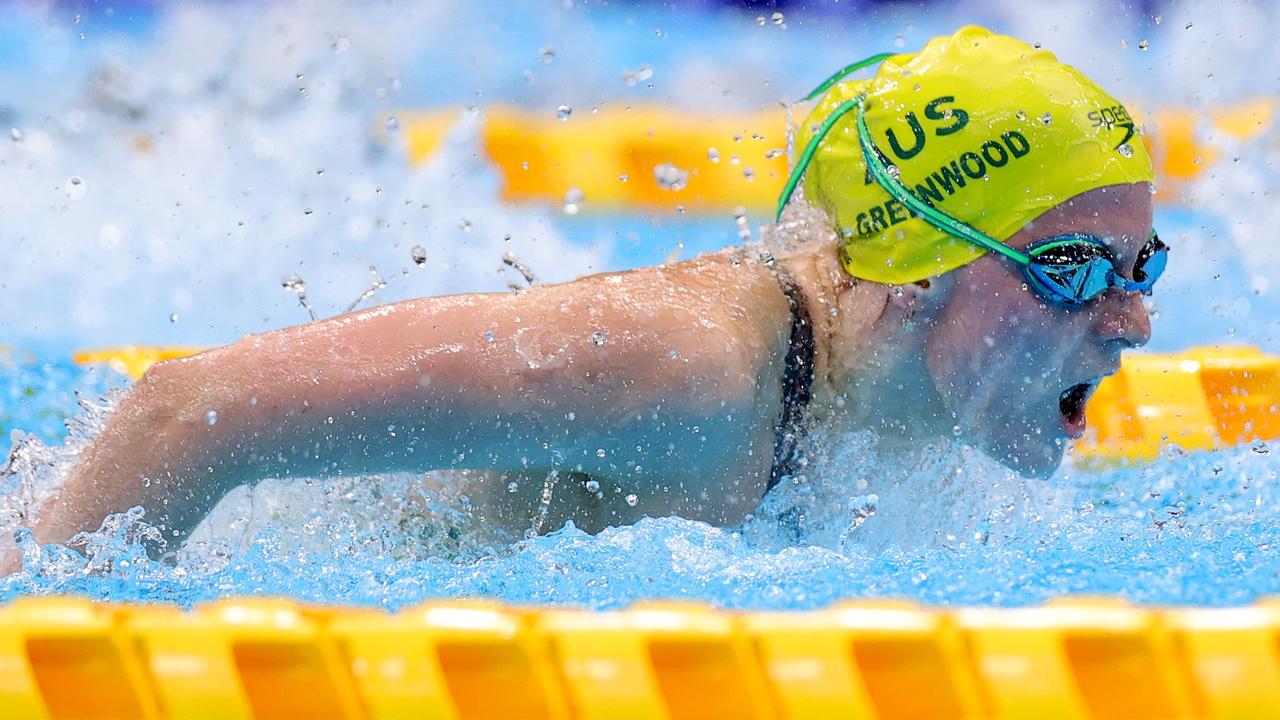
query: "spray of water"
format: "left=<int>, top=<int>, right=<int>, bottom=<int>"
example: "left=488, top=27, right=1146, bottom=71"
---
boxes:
left=2, top=0, right=1279, bottom=607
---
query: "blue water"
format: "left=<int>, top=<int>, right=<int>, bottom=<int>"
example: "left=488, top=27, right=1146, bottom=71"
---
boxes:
left=3, top=0, right=1280, bottom=609
left=4, top=201, right=1280, bottom=610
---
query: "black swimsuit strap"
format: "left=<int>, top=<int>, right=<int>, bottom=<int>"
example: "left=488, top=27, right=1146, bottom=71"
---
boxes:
left=767, top=266, right=815, bottom=492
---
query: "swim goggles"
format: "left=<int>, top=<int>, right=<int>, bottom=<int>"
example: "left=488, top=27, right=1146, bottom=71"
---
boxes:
left=776, top=56, right=1168, bottom=308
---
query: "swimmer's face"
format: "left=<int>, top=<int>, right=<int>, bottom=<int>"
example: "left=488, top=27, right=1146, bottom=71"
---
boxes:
left=923, top=183, right=1155, bottom=478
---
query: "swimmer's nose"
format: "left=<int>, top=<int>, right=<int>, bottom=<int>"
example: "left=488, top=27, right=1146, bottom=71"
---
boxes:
left=1092, top=290, right=1152, bottom=348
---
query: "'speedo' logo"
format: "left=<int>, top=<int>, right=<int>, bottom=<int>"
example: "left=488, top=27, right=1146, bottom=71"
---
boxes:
left=1088, top=105, right=1136, bottom=150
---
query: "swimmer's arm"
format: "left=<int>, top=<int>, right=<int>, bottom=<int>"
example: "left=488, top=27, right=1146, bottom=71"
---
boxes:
left=30, top=257, right=789, bottom=551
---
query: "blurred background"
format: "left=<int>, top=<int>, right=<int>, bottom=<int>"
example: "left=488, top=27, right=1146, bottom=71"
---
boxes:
left=0, top=0, right=1273, bottom=353
left=2, top=0, right=1279, bottom=608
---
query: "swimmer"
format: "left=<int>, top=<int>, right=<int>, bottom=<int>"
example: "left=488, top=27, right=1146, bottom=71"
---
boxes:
left=5, top=26, right=1165, bottom=570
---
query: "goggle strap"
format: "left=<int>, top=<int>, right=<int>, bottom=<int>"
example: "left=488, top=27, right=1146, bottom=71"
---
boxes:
left=775, top=98, right=860, bottom=222
left=853, top=100, right=1032, bottom=266
left=775, top=52, right=894, bottom=223
left=800, top=52, right=898, bottom=102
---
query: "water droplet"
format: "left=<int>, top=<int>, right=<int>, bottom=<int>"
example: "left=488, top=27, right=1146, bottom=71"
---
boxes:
left=1252, top=440, right=1270, bottom=455
left=590, top=331, right=607, bottom=346
left=281, top=273, right=307, bottom=294
left=625, top=493, right=639, bottom=507
left=1184, top=22, right=1193, bottom=30
left=735, top=205, right=751, bottom=241
left=411, top=246, right=427, bottom=266
left=557, top=105, right=572, bottom=122
left=618, top=173, right=629, bottom=183
left=952, top=425, right=962, bottom=436
left=537, top=46, right=556, bottom=63
left=1015, top=110, right=1027, bottom=121
left=169, top=313, right=179, bottom=323
left=9, top=127, right=22, bottom=142
left=1154, top=14, right=1162, bottom=24
left=1117, top=143, right=1134, bottom=158
left=596, top=448, right=607, bottom=458
left=771, top=11, right=784, bottom=25
left=484, top=331, right=496, bottom=342
left=563, top=186, right=584, bottom=214
left=707, top=147, right=720, bottom=163
left=759, top=251, right=776, bottom=266
left=458, top=218, right=472, bottom=232
left=622, top=66, right=654, bottom=87
left=886, top=164, right=901, bottom=180
left=141, top=477, right=151, bottom=488
left=303, top=207, right=314, bottom=215
left=64, top=176, right=87, bottom=200
left=385, top=115, right=399, bottom=132
left=742, top=167, right=755, bottom=181
left=755, top=14, right=766, bottom=26
left=1137, top=39, right=1149, bottom=51
left=508, top=481, right=520, bottom=493
left=1039, top=112, right=1053, bottom=126
left=1120, top=38, right=1129, bottom=50
left=653, top=162, right=690, bottom=191
left=205, top=410, right=218, bottom=425
left=668, top=350, right=679, bottom=359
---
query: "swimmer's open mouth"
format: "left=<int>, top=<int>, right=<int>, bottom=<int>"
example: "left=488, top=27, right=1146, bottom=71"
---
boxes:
left=1059, top=381, right=1097, bottom=439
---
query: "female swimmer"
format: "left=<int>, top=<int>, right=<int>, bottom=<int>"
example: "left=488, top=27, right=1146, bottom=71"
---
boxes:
left=9, top=26, right=1166, bottom=567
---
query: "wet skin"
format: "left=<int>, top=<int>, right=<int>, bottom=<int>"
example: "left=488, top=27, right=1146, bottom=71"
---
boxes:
left=921, top=182, right=1154, bottom=476
left=6, top=183, right=1152, bottom=570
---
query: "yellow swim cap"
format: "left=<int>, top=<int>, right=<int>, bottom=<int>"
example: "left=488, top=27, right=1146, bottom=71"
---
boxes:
left=791, top=25, right=1155, bottom=284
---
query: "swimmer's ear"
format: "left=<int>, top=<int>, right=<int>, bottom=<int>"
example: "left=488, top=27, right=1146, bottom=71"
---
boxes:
left=888, top=276, right=952, bottom=322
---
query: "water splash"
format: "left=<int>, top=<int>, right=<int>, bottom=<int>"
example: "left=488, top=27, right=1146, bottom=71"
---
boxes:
left=3, top=353, right=1279, bottom=609
left=2, top=0, right=1279, bottom=610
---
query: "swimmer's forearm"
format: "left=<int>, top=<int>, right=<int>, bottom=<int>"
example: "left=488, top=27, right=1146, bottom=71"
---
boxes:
left=31, top=351, right=268, bottom=547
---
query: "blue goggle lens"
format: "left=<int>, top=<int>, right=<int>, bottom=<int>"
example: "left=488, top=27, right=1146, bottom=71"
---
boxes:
left=1129, top=233, right=1168, bottom=292
left=1023, top=233, right=1168, bottom=306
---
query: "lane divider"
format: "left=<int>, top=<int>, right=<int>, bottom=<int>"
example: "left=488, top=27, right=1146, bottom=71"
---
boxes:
left=1078, top=345, right=1280, bottom=462
left=71, top=344, right=1280, bottom=463
left=392, top=99, right=1276, bottom=212
left=2, top=596, right=1279, bottom=719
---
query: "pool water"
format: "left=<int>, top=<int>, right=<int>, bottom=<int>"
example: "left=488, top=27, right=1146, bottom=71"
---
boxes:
left=2, top=0, right=1279, bottom=610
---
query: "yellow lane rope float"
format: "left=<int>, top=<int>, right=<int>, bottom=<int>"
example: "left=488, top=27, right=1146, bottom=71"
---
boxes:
left=3, top=596, right=1280, bottom=719
left=392, top=99, right=1275, bottom=212
left=69, top=346, right=206, bottom=381
left=72, top=344, right=1280, bottom=464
